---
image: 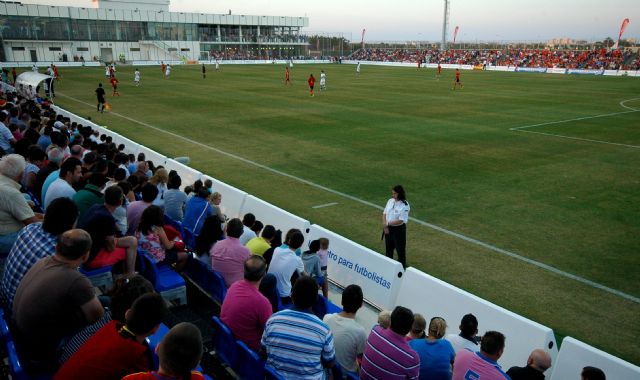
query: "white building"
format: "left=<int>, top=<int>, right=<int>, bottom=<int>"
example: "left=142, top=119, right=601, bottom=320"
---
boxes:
left=0, top=0, right=310, bottom=62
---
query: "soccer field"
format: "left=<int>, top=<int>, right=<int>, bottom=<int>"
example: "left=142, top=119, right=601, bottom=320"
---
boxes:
left=52, top=63, right=640, bottom=364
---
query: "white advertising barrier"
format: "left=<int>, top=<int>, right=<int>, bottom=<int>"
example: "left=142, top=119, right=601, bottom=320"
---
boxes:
left=485, top=66, right=516, bottom=72
left=163, top=159, right=201, bottom=191
left=395, top=268, right=558, bottom=371
left=137, top=145, right=167, bottom=167
left=1, top=61, right=101, bottom=68
left=200, top=175, right=247, bottom=220
left=603, top=70, right=619, bottom=76
left=132, top=60, right=183, bottom=66
left=549, top=337, right=640, bottom=380
left=240, top=195, right=311, bottom=237
left=516, top=67, right=548, bottom=73
left=548, top=67, right=567, bottom=74
left=307, top=224, right=404, bottom=311
left=567, top=69, right=604, bottom=75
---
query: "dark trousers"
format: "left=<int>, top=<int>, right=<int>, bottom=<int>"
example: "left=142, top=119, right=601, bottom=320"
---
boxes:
left=385, top=224, right=407, bottom=268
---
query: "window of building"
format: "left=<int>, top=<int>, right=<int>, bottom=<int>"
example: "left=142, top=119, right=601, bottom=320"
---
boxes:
left=12, top=47, right=25, bottom=51
left=48, top=47, right=62, bottom=51
left=130, top=47, right=140, bottom=51
left=76, top=47, right=89, bottom=51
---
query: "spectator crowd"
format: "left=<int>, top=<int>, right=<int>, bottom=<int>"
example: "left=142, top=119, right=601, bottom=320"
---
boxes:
left=350, top=47, right=640, bottom=70
left=0, top=77, right=610, bottom=380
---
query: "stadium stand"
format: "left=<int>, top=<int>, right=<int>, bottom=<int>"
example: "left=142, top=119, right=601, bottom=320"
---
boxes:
left=350, top=47, right=640, bottom=70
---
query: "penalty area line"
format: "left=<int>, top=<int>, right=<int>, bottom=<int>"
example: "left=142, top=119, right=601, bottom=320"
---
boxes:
left=56, top=92, right=640, bottom=305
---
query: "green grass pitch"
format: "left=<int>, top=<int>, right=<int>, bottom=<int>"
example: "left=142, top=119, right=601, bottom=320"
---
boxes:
left=50, top=63, right=640, bottom=364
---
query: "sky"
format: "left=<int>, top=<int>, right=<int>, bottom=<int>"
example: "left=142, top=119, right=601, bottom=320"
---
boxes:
left=21, top=0, right=640, bottom=42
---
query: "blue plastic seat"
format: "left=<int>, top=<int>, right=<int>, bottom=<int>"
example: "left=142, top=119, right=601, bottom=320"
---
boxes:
left=79, top=265, right=114, bottom=291
left=7, top=340, right=28, bottom=380
left=146, top=323, right=170, bottom=369
left=0, top=309, right=11, bottom=346
left=182, top=226, right=197, bottom=251
left=183, top=259, right=227, bottom=304
left=234, top=340, right=264, bottom=380
left=211, top=316, right=237, bottom=368
left=163, top=214, right=184, bottom=238
left=138, top=250, right=187, bottom=305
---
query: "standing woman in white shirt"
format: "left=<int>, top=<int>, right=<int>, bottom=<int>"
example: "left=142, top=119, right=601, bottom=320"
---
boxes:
left=382, top=185, right=410, bottom=268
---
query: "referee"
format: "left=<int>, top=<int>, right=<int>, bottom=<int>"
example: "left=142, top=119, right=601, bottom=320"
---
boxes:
left=382, top=185, right=410, bottom=268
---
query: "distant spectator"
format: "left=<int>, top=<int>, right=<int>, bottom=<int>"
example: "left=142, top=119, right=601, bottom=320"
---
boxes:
left=211, top=218, right=251, bottom=287
left=53, top=293, right=168, bottom=380
left=36, top=125, right=53, bottom=151
left=378, top=309, right=392, bottom=329
left=407, top=313, right=427, bottom=340
left=126, top=182, right=158, bottom=235
left=21, top=145, right=46, bottom=193
left=58, top=274, right=154, bottom=363
left=445, top=313, right=479, bottom=354
left=79, top=188, right=138, bottom=275
left=581, top=366, right=606, bottom=380
left=136, top=205, right=189, bottom=269
left=44, top=157, right=82, bottom=209
left=251, top=220, right=263, bottom=236
left=149, top=168, right=168, bottom=206
left=122, top=322, right=205, bottom=380
left=507, top=348, right=552, bottom=380
left=163, top=174, right=187, bottom=222
left=34, top=146, right=63, bottom=202
left=323, top=284, right=366, bottom=375
left=410, top=316, right=456, bottom=380
left=13, top=229, right=103, bottom=372
left=268, top=230, right=305, bottom=304
left=130, top=160, right=149, bottom=185
left=210, top=191, right=226, bottom=224
left=262, top=228, right=282, bottom=265
left=239, top=212, right=256, bottom=245
left=301, top=239, right=325, bottom=295
left=73, top=172, right=107, bottom=221
left=360, top=306, right=420, bottom=379
left=452, top=331, right=509, bottom=380
left=183, top=188, right=213, bottom=236
left=246, top=224, right=276, bottom=256
left=1, top=198, right=77, bottom=309
left=194, top=214, right=224, bottom=268
left=0, top=154, right=41, bottom=256
left=221, top=255, right=273, bottom=351
left=317, top=237, right=330, bottom=295
left=261, top=275, right=336, bottom=379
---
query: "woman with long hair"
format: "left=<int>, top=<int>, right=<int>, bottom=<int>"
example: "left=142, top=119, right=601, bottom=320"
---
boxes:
left=382, top=185, right=410, bottom=268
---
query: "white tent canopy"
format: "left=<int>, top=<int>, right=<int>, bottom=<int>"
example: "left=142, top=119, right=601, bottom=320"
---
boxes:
left=15, top=72, right=53, bottom=97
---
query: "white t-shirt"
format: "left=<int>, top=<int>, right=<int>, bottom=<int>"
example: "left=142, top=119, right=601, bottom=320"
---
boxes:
left=44, top=178, right=76, bottom=209
left=323, top=313, right=367, bottom=373
left=134, top=71, right=140, bottom=81
left=268, top=247, right=304, bottom=297
left=320, top=72, right=326, bottom=83
left=383, top=198, right=410, bottom=225
left=445, top=333, right=479, bottom=355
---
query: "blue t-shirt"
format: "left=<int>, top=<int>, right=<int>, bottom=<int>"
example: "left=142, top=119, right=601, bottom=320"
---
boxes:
left=409, top=338, right=456, bottom=380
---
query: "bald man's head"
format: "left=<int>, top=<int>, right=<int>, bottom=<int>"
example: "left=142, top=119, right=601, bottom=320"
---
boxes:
left=57, top=229, right=92, bottom=260
left=528, top=349, right=552, bottom=373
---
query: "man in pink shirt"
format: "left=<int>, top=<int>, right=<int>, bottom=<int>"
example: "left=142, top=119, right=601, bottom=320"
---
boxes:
left=220, top=255, right=272, bottom=351
left=211, top=218, right=251, bottom=287
left=452, top=331, right=511, bottom=380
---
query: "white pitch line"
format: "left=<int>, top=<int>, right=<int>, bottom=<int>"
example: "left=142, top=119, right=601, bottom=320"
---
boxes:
left=57, top=92, right=640, bottom=304
left=516, top=130, right=640, bottom=149
left=509, top=110, right=638, bottom=131
left=312, top=202, right=339, bottom=209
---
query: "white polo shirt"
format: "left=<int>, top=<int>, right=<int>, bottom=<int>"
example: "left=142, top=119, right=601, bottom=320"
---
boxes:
left=383, top=198, right=410, bottom=225
left=268, top=247, right=304, bottom=297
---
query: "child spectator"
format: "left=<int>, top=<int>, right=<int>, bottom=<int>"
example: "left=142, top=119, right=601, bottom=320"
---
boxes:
left=123, top=322, right=205, bottom=380
left=378, top=310, right=392, bottom=329
left=317, top=237, right=330, bottom=298
left=136, top=205, right=189, bottom=270
left=301, top=239, right=326, bottom=296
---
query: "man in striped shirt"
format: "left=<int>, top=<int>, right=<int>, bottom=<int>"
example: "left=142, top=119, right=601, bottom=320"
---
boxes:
left=360, top=306, right=420, bottom=379
left=261, top=276, right=335, bottom=379
left=452, top=331, right=511, bottom=380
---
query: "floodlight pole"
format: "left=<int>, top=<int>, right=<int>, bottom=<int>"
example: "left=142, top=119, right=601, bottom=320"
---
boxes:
left=441, top=0, right=450, bottom=51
